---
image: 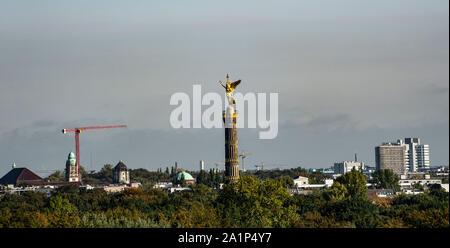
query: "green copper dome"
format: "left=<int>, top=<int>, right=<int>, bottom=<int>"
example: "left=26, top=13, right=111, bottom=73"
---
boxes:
left=67, top=152, right=76, bottom=165
left=176, top=171, right=194, bottom=181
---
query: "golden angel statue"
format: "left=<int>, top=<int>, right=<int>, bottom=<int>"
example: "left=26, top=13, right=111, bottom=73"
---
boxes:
left=219, top=74, right=241, bottom=105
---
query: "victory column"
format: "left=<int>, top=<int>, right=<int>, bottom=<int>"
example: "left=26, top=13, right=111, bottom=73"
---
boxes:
left=219, top=74, right=241, bottom=183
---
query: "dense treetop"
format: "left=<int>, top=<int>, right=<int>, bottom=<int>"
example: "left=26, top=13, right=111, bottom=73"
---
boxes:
left=0, top=167, right=447, bottom=228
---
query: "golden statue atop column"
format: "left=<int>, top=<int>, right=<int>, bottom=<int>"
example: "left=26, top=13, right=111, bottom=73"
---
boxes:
left=219, top=74, right=241, bottom=105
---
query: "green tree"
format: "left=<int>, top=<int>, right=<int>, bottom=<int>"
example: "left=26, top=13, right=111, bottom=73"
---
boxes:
left=413, top=182, right=424, bottom=191
left=277, top=175, right=294, bottom=188
left=217, top=176, right=299, bottom=227
left=196, top=170, right=208, bottom=186
left=324, top=182, right=348, bottom=201
left=169, top=202, right=220, bottom=227
left=164, top=167, right=170, bottom=178
left=214, top=172, right=222, bottom=189
left=46, top=170, right=65, bottom=182
left=208, top=169, right=216, bottom=188
left=79, top=212, right=169, bottom=228
left=100, top=164, right=114, bottom=181
left=54, top=184, right=79, bottom=195
left=336, top=168, right=367, bottom=198
left=180, top=174, right=187, bottom=187
left=372, top=169, right=400, bottom=191
left=47, top=196, right=80, bottom=228
left=324, top=196, right=379, bottom=228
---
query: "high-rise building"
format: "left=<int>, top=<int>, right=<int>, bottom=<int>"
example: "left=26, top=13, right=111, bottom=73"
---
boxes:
left=404, top=138, right=430, bottom=172
left=375, top=138, right=430, bottom=175
left=416, top=144, right=430, bottom=170
left=65, top=152, right=79, bottom=182
left=375, top=140, right=408, bottom=175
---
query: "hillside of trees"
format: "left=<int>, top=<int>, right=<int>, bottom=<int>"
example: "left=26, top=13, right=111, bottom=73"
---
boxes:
left=0, top=169, right=448, bottom=228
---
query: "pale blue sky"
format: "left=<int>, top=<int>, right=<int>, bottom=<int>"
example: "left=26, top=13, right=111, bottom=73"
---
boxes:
left=0, top=0, right=448, bottom=176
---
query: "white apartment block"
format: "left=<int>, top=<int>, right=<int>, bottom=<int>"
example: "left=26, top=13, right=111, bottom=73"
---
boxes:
left=334, top=161, right=365, bottom=174
left=404, top=138, right=430, bottom=172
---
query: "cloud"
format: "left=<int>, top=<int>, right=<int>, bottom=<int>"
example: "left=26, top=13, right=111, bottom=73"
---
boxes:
left=32, top=120, right=58, bottom=128
left=281, top=113, right=359, bottom=131
left=422, top=83, right=449, bottom=95
left=0, top=1, right=448, bottom=177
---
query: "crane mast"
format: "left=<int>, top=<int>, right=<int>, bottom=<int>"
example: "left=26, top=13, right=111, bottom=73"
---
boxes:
left=62, top=125, right=127, bottom=184
left=239, top=152, right=253, bottom=172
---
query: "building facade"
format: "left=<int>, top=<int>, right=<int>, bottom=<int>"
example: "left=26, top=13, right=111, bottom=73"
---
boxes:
left=293, top=176, right=309, bottom=187
left=376, top=138, right=430, bottom=175
left=334, top=161, right=365, bottom=174
left=113, top=161, right=130, bottom=184
left=375, top=141, right=407, bottom=175
left=407, top=138, right=430, bottom=172
left=65, top=152, right=79, bottom=182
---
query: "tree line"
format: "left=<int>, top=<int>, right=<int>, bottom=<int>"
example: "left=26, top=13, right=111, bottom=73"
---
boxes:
left=0, top=168, right=448, bottom=228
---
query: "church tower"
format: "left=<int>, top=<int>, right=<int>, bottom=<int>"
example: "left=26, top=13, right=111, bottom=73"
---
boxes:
left=113, top=161, right=130, bottom=184
left=65, top=152, right=79, bottom=182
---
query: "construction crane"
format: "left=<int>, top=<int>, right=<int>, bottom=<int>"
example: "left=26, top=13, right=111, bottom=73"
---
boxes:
left=254, top=162, right=288, bottom=171
left=214, top=162, right=224, bottom=172
left=7, top=163, right=59, bottom=174
left=205, top=161, right=224, bottom=173
left=62, top=125, right=127, bottom=184
left=254, top=162, right=264, bottom=171
left=35, top=170, right=60, bottom=174
left=239, top=151, right=253, bottom=172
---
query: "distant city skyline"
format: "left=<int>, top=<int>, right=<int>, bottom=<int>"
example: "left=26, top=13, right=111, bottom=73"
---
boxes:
left=0, top=0, right=448, bottom=176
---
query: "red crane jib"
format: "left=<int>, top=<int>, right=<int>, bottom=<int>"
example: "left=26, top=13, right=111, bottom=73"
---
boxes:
left=62, top=125, right=127, bottom=184
left=62, top=125, right=127, bottom=133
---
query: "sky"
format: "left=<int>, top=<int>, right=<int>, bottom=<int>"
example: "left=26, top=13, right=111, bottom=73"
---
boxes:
left=0, top=0, right=448, bottom=176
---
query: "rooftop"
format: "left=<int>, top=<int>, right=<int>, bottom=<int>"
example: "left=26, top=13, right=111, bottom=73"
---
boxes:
left=0, top=167, right=44, bottom=186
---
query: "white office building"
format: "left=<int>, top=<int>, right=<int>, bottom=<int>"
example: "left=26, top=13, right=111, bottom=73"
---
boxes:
left=334, top=161, right=365, bottom=174
left=416, top=144, right=430, bottom=170
left=293, top=176, right=309, bottom=187
left=404, top=138, right=430, bottom=172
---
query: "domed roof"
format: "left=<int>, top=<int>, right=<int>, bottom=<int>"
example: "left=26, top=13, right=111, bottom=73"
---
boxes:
left=67, top=152, right=76, bottom=165
left=68, top=152, right=75, bottom=159
left=176, top=171, right=194, bottom=181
